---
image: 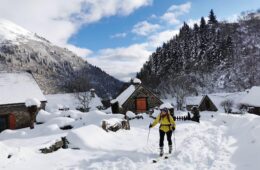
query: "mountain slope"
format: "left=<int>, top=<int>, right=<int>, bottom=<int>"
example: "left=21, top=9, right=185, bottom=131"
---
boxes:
left=0, top=19, right=123, bottom=98
left=137, top=10, right=260, bottom=97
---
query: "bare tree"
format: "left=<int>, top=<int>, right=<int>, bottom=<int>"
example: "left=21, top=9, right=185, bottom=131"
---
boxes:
left=169, top=75, right=198, bottom=110
left=66, top=66, right=92, bottom=112
left=76, top=91, right=92, bottom=112
left=220, top=99, right=234, bottom=113
left=174, top=85, right=188, bottom=110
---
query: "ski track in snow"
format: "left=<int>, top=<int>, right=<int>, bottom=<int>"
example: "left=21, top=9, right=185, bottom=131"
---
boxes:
left=77, top=121, right=235, bottom=170
left=0, top=112, right=259, bottom=170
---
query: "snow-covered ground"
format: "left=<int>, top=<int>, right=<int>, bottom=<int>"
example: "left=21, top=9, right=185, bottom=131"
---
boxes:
left=162, top=91, right=247, bottom=113
left=45, top=92, right=103, bottom=112
left=0, top=109, right=259, bottom=170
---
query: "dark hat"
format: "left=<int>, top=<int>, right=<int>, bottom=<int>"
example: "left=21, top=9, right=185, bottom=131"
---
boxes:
left=161, top=107, right=168, bottom=113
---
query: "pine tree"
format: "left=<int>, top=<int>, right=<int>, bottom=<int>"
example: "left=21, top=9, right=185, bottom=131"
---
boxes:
left=225, top=36, right=234, bottom=67
left=200, top=17, right=207, bottom=32
left=208, top=9, right=218, bottom=25
left=137, top=10, right=260, bottom=96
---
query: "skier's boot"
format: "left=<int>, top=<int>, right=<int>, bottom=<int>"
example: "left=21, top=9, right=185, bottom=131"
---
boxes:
left=159, top=147, right=164, bottom=157
left=169, top=145, right=172, bottom=154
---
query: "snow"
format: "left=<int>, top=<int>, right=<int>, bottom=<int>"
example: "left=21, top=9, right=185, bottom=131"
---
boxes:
left=61, top=110, right=85, bottom=120
left=209, top=92, right=246, bottom=112
left=104, top=118, right=123, bottom=125
left=0, top=105, right=260, bottom=169
left=67, top=125, right=114, bottom=150
left=240, top=86, right=260, bottom=107
left=44, top=117, right=75, bottom=128
left=36, top=109, right=59, bottom=123
left=133, top=78, right=141, bottom=84
left=182, top=92, right=247, bottom=112
left=160, top=102, right=174, bottom=109
left=185, top=96, right=203, bottom=105
left=45, top=92, right=103, bottom=112
left=70, top=110, right=124, bottom=128
left=126, top=111, right=136, bottom=118
left=25, top=98, right=41, bottom=107
left=111, top=85, right=136, bottom=106
left=0, top=72, right=46, bottom=105
left=0, top=19, right=42, bottom=44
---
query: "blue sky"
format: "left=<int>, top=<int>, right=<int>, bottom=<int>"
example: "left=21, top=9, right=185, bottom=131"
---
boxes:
left=1, top=0, right=260, bottom=81
left=69, top=0, right=260, bottom=51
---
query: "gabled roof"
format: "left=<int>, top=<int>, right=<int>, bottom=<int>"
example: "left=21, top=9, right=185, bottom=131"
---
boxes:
left=185, top=95, right=218, bottom=111
left=199, top=95, right=218, bottom=111
left=0, top=72, right=46, bottom=105
left=111, top=84, right=162, bottom=107
left=185, top=96, right=203, bottom=105
left=111, top=85, right=136, bottom=106
left=240, top=86, right=260, bottom=107
left=186, top=92, right=247, bottom=112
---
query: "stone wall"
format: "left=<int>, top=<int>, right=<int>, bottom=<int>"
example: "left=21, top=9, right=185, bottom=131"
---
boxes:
left=122, top=86, right=162, bottom=114
left=0, top=101, right=46, bottom=129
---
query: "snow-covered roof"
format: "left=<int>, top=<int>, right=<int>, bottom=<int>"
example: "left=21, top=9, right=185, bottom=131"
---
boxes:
left=185, top=96, right=203, bottom=105
left=25, top=98, right=41, bottom=107
left=133, top=78, right=141, bottom=84
left=111, top=85, right=136, bottom=106
left=208, top=92, right=246, bottom=111
left=240, top=86, right=260, bottom=107
left=0, top=72, right=46, bottom=105
left=45, top=92, right=103, bottom=112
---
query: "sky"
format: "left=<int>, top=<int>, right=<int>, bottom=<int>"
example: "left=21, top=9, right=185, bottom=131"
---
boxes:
left=0, top=0, right=260, bottom=81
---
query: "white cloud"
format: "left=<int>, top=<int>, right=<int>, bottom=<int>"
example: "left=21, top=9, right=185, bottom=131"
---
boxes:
left=65, top=44, right=93, bottom=57
left=79, top=0, right=153, bottom=23
left=87, top=27, right=179, bottom=81
left=87, top=43, right=151, bottom=81
left=0, top=0, right=191, bottom=81
left=149, top=29, right=179, bottom=48
left=149, top=14, right=158, bottom=19
left=110, top=32, right=127, bottom=39
left=0, top=0, right=152, bottom=57
left=224, top=14, right=239, bottom=23
left=161, top=2, right=191, bottom=25
left=186, top=19, right=201, bottom=28
left=132, top=21, right=160, bottom=36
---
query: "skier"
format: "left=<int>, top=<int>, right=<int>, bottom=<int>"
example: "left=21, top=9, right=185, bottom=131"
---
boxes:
left=149, top=107, right=176, bottom=156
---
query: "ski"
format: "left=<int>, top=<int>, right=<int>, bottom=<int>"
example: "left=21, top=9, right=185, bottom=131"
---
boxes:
left=152, top=157, right=163, bottom=163
left=152, top=154, right=169, bottom=163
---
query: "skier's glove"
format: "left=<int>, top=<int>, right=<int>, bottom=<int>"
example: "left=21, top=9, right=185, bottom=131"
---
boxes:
left=149, top=124, right=152, bottom=128
left=171, top=125, right=175, bottom=131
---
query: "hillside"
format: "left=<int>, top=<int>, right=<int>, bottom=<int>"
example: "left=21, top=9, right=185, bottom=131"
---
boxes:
left=137, top=10, right=260, bottom=97
left=0, top=19, right=123, bottom=98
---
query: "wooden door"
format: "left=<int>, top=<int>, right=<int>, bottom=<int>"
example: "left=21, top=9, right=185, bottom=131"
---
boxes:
left=9, top=113, right=16, bottom=129
left=136, top=98, right=147, bottom=113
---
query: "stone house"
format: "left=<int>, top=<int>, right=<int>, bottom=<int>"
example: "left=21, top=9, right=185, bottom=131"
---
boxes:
left=185, top=95, right=218, bottom=112
left=0, top=72, right=47, bottom=132
left=111, top=79, right=163, bottom=114
left=240, top=86, right=260, bottom=116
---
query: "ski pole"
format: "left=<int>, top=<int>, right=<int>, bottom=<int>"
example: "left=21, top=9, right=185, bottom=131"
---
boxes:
left=146, top=127, right=151, bottom=145
left=173, top=131, right=176, bottom=151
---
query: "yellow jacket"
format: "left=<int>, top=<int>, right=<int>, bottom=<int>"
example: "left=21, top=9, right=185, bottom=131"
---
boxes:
left=151, top=112, right=176, bottom=132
